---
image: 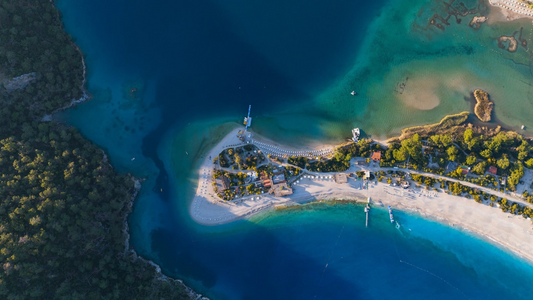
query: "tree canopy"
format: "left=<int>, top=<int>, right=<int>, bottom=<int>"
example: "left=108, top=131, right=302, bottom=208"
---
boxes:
left=0, top=1, right=190, bottom=299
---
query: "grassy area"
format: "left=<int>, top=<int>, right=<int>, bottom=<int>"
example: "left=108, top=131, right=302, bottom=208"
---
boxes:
left=390, top=111, right=470, bottom=142
left=474, top=89, right=493, bottom=122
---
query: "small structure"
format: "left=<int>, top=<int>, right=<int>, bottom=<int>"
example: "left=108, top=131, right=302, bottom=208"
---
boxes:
left=260, top=172, right=272, bottom=188
left=263, top=179, right=272, bottom=189
left=271, top=182, right=293, bottom=197
left=272, top=172, right=286, bottom=184
left=401, top=181, right=410, bottom=189
left=335, top=173, right=348, bottom=184
left=459, top=165, right=470, bottom=175
left=244, top=105, right=252, bottom=130
left=488, top=166, right=497, bottom=176
left=370, top=151, right=382, bottom=162
left=215, top=176, right=230, bottom=191
left=446, top=161, right=458, bottom=174
left=247, top=171, right=258, bottom=180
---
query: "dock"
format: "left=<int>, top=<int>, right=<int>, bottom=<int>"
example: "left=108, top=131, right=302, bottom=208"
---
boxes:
left=365, top=197, right=371, bottom=227
left=244, top=105, right=252, bottom=131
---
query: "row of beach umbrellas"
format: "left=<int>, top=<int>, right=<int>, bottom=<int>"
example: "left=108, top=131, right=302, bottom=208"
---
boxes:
left=253, top=140, right=333, bottom=157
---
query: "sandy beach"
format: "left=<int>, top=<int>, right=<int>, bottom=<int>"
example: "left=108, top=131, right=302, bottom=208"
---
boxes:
left=488, top=0, right=533, bottom=22
left=190, top=127, right=533, bottom=263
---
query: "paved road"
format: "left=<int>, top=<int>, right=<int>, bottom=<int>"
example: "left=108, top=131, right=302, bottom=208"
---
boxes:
left=296, top=158, right=533, bottom=209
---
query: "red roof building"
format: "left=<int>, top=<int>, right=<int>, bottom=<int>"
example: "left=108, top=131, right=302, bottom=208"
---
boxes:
left=263, top=179, right=272, bottom=189
left=488, top=166, right=497, bottom=176
left=459, top=165, right=470, bottom=175
left=371, top=151, right=382, bottom=161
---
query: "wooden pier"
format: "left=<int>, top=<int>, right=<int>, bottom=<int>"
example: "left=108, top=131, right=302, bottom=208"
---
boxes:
left=365, top=197, right=371, bottom=227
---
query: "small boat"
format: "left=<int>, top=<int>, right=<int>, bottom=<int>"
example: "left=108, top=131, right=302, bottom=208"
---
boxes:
left=186, top=152, right=189, bottom=155
left=388, top=206, right=394, bottom=223
left=351, top=90, right=356, bottom=96
left=352, top=128, right=360, bottom=142
left=522, top=125, right=526, bottom=130
left=131, top=157, right=135, bottom=161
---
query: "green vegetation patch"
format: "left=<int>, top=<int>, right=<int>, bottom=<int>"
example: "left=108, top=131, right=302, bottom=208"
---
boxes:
left=0, top=1, right=191, bottom=298
left=473, top=89, right=494, bottom=122
left=392, top=111, right=470, bottom=142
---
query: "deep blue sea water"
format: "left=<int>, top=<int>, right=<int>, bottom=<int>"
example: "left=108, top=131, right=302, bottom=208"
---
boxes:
left=55, top=0, right=533, bottom=299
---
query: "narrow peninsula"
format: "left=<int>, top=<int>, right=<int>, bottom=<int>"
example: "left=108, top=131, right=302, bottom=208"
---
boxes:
left=191, top=118, right=533, bottom=264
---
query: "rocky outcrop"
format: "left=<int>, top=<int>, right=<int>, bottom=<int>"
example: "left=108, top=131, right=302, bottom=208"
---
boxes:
left=469, top=15, right=487, bottom=29
left=2, top=72, right=36, bottom=92
left=474, top=89, right=494, bottom=122
left=498, top=35, right=518, bottom=52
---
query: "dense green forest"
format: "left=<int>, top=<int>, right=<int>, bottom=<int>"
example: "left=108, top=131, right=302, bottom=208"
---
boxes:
left=381, top=129, right=530, bottom=191
left=0, top=1, right=190, bottom=299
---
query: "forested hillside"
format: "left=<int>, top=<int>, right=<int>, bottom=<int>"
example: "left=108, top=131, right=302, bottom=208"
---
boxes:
left=0, top=1, right=190, bottom=299
left=0, top=0, right=84, bottom=129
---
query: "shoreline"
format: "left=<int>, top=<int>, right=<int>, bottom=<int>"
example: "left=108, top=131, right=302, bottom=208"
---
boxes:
left=42, top=9, right=91, bottom=122
left=395, top=201, right=533, bottom=264
left=488, top=0, right=533, bottom=22
left=124, top=179, right=209, bottom=300
left=51, top=4, right=208, bottom=298
left=190, top=127, right=533, bottom=264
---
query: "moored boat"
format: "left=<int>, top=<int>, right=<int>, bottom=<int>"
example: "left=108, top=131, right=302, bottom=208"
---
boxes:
left=352, top=128, right=360, bottom=142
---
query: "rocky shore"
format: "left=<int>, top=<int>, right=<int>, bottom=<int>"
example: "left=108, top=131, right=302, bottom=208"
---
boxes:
left=123, top=177, right=210, bottom=300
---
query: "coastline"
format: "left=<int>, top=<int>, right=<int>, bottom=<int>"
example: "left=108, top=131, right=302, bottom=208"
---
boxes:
left=41, top=43, right=90, bottom=122
left=42, top=8, right=91, bottom=122
left=488, top=0, right=533, bottom=22
left=190, top=127, right=533, bottom=264
left=124, top=179, right=209, bottom=300
left=50, top=3, right=207, bottom=298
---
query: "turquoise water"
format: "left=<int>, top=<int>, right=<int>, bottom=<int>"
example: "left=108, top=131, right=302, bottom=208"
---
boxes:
left=55, top=0, right=533, bottom=298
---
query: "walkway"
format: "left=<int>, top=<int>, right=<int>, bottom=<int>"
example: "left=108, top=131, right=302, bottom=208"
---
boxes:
left=361, top=165, right=533, bottom=209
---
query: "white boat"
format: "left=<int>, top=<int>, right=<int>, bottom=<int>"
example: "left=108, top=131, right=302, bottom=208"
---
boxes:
left=352, top=128, right=360, bottom=142
left=351, top=90, right=356, bottom=96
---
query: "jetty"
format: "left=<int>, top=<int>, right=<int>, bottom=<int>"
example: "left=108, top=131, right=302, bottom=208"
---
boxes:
left=244, top=105, right=252, bottom=131
left=364, top=197, right=371, bottom=227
